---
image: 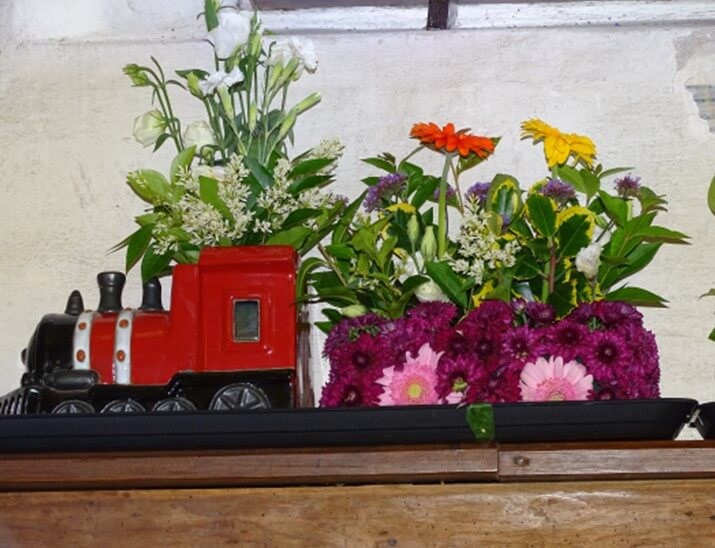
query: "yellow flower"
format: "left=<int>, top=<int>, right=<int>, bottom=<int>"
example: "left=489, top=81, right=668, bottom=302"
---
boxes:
left=521, top=118, right=597, bottom=168
left=386, top=202, right=416, bottom=214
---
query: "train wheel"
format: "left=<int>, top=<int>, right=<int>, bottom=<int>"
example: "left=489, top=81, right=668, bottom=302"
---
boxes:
left=152, top=397, right=196, bottom=412
left=101, top=399, right=145, bottom=413
left=209, top=383, right=271, bottom=411
left=52, top=400, right=95, bottom=414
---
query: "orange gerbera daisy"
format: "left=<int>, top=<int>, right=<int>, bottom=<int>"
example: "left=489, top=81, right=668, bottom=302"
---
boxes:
left=410, top=122, right=495, bottom=159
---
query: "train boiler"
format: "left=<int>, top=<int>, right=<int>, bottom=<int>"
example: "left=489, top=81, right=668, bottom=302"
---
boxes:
left=0, top=246, right=312, bottom=414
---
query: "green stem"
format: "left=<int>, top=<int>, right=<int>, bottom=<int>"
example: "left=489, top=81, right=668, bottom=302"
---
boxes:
left=437, top=155, right=453, bottom=258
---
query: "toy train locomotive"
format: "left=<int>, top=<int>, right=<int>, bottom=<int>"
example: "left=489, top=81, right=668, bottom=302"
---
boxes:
left=0, top=246, right=312, bottom=414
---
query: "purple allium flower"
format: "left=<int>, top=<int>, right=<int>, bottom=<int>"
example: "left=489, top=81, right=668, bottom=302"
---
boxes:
left=433, top=184, right=457, bottom=203
left=540, top=178, right=576, bottom=203
left=364, top=172, right=407, bottom=212
left=465, top=182, right=491, bottom=205
left=319, top=368, right=384, bottom=407
left=592, top=301, right=643, bottom=330
left=544, top=320, right=590, bottom=362
left=501, top=326, right=548, bottom=366
left=525, top=302, right=556, bottom=326
left=614, top=175, right=641, bottom=198
left=323, top=313, right=386, bottom=360
left=334, top=194, right=349, bottom=206
left=435, top=354, right=484, bottom=400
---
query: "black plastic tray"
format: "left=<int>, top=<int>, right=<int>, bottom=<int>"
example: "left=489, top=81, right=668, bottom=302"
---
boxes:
left=693, top=402, right=715, bottom=439
left=0, top=398, right=697, bottom=453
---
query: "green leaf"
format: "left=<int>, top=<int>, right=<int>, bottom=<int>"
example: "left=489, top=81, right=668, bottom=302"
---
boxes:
left=266, top=226, right=312, bottom=248
left=605, top=286, right=668, bottom=307
left=466, top=404, right=495, bottom=442
left=281, top=208, right=321, bottom=229
left=547, top=282, right=575, bottom=318
left=411, top=175, right=440, bottom=210
left=141, top=245, right=172, bottom=283
left=128, top=169, right=173, bottom=204
left=601, top=242, right=662, bottom=289
left=699, top=288, right=715, bottom=299
left=708, top=174, right=715, bottom=215
left=599, top=166, right=634, bottom=179
left=633, top=225, right=689, bottom=244
left=170, top=146, right=196, bottom=182
left=362, top=156, right=395, bottom=172
left=425, top=261, right=468, bottom=309
left=332, top=192, right=365, bottom=244
left=125, top=225, right=154, bottom=273
left=296, top=257, right=326, bottom=299
left=555, top=165, right=587, bottom=195
left=513, top=252, right=541, bottom=280
left=198, top=176, right=233, bottom=220
left=580, top=169, right=601, bottom=200
left=243, top=156, right=274, bottom=189
left=556, top=213, right=592, bottom=257
left=288, top=174, right=332, bottom=195
left=323, top=243, right=356, bottom=261
left=525, top=194, right=557, bottom=238
left=709, top=327, right=715, bottom=342
left=203, top=0, right=219, bottom=31
left=152, top=133, right=171, bottom=152
left=289, top=158, right=334, bottom=178
left=598, top=191, right=628, bottom=227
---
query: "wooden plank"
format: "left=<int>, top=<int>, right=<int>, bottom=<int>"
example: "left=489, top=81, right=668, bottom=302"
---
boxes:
left=0, top=480, right=713, bottom=545
left=0, top=444, right=497, bottom=491
left=499, top=440, right=715, bottom=481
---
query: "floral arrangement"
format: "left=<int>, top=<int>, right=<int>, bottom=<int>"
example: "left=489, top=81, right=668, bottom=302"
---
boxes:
left=313, top=119, right=688, bottom=406
left=117, top=1, right=345, bottom=280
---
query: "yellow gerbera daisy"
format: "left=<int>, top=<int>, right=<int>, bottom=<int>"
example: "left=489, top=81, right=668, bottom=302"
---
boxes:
left=521, top=118, right=597, bottom=168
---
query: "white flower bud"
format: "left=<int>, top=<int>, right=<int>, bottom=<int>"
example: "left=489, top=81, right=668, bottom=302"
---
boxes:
left=420, top=226, right=437, bottom=262
left=575, top=242, right=603, bottom=279
left=183, top=121, right=216, bottom=154
left=340, top=304, right=368, bottom=318
left=132, top=110, right=166, bottom=147
left=407, top=215, right=420, bottom=247
left=209, top=11, right=251, bottom=59
left=415, top=280, right=450, bottom=303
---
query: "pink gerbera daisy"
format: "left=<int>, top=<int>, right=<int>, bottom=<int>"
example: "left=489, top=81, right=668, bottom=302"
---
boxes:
left=377, top=343, right=442, bottom=405
left=519, top=356, right=593, bottom=402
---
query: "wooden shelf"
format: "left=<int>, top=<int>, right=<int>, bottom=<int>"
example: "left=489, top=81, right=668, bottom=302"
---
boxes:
left=1, top=441, right=713, bottom=544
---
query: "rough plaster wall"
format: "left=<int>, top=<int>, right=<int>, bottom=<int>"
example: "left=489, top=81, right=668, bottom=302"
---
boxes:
left=0, top=1, right=713, bottom=414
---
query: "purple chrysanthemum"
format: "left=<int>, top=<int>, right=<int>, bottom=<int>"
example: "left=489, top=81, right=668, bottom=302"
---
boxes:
left=501, top=326, right=549, bottom=366
left=540, top=178, right=576, bottom=203
left=323, top=313, right=386, bottom=360
left=592, top=301, right=643, bottom=330
left=465, top=182, right=491, bottom=205
left=390, top=302, right=458, bottom=357
left=364, top=172, right=407, bottom=212
left=319, top=368, right=384, bottom=407
left=614, top=175, right=641, bottom=198
left=583, top=330, right=633, bottom=388
left=435, top=354, right=484, bottom=400
left=459, top=300, right=514, bottom=337
left=567, top=303, right=596, bottom=325
left=525, top=302, right=556, bottom=326
left=329, top=331, right=395, bottom=378
left=432, top=328, right=471, bottom=357
left=544, top=320, right=590, bottom=362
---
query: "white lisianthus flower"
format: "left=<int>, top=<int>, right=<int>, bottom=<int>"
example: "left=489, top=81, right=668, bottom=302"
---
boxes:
left=267, top=38, right=318, bottom=74
left=132, top=110, right=166, bottom=147
left=290, top=37, right=318, bottom=73
left=183, top=121, right=216, bottom=153
left=209, top=11, right=251, bottom=59
left=267, top=40, right=293, bottom=67
left=575, top=242, right=603, bottom=279
left=415, top=280, right=450, bottom=303
left=199, top=67, right=244, bottom=95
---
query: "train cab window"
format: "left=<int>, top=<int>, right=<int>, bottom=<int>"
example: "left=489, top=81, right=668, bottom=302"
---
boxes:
left=233, top=300, right=260, bottom=342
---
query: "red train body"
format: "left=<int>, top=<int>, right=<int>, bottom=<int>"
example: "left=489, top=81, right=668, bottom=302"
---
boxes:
left=1, top=246, right=312, bottom=414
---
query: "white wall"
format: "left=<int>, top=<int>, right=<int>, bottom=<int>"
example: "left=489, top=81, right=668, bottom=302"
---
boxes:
left=0, top=1, right=713, bottom=409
